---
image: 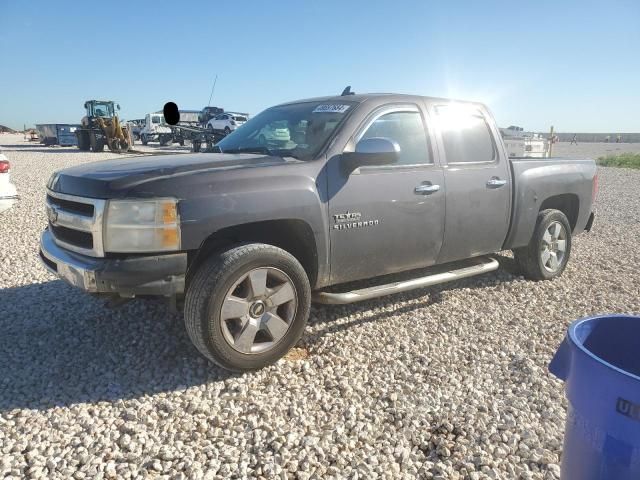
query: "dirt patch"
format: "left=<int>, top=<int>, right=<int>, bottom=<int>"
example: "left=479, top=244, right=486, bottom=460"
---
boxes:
left=284, top=347, right=310, bottom=361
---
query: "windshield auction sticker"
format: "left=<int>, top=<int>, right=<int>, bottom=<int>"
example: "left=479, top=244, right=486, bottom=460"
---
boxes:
left=312, top=104, right=351, bottom=114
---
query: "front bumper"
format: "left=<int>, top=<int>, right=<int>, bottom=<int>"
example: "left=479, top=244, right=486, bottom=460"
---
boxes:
left=39, top=229, right=187, bottom=297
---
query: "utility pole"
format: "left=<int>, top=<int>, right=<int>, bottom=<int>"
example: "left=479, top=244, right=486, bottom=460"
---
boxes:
left=548, top=125, right=554, bottom=157
left=208, top=75, right=218, bottom=107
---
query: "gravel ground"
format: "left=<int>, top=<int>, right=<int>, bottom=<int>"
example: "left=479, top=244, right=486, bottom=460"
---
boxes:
left=1, top=134, right=639, bottom=479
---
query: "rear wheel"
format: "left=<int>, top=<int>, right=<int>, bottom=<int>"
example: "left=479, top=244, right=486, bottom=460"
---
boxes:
left=184, top=243, right=311, bottom=371
left=109, top=138, right=122, bottom=153
left=513, top=209, right=572, bottom=281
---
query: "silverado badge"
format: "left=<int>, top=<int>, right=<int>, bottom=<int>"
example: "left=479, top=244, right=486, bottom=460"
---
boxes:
left=332, top=211, right=379, bottom=230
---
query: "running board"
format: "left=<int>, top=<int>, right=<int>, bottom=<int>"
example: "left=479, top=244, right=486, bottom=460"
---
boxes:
left=313, top=257, right=499, bottom=305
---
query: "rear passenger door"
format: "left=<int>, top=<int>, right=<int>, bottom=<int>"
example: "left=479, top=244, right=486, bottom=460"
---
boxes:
left=328, top=104, right=446, bottom=284
left=429, top=103, right=511, bottom=263
left=212, top=114, right=225, bottom=131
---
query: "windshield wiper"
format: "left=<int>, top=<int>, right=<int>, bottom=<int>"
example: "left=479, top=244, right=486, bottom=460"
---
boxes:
left=221, top=146, right=274, bottom=156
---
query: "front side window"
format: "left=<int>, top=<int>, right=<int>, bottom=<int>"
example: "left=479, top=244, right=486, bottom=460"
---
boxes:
left=436, top=105, right=496, bottom=164
left=360, top=110, right=432, bottom=165
left=216, top=100, right=356, bottom=160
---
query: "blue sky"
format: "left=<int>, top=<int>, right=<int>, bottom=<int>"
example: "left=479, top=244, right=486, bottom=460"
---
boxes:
left=1, top=0, right=638, bottom=132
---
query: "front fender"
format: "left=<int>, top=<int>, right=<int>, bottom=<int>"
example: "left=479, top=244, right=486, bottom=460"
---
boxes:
left=176, top=169, right=330, bottom=286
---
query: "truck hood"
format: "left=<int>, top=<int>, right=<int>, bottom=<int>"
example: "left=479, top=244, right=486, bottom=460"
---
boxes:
left=48, top=152, right=293, bottom=198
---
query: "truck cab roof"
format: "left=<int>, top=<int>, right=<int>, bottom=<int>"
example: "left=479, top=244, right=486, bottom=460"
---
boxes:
left=276, top=93, right=486, bottom=109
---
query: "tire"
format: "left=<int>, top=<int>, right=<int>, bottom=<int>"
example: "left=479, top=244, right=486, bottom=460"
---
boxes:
left=184, top=243, right=311, bottom=371
left=159, top=135, right=172, bottom=146
left=513, top=209, right=572, bottom=281
left=89, top=131, right=104, bottom=152
left=109, top=138, right=122, bottom=153
left=141, top=134, right=148, bottom=146
left=224, top=126, right=231, bottom=135
left=76, top=130, right=90, bottom=151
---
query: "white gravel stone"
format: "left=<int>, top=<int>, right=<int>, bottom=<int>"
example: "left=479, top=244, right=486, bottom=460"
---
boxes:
left=0, top=134, right=639, bottom=479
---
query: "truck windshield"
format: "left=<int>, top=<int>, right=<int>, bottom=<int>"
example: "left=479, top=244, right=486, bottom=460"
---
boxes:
left=92, top=102, right=113, bottom=117
left=216, top=101, right=356, bottom=160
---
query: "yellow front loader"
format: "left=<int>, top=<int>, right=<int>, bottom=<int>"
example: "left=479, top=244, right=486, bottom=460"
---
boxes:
left=76, top=100, right=132, bottom=153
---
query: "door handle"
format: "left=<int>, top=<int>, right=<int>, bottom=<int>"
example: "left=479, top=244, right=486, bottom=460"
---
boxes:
left=486, top=177, right=507, bottom=188
left=414, top=183, right=440, bottom=195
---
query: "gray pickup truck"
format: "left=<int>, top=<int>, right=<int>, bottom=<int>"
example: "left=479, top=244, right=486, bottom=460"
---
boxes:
left=40, top=92, right=597, bottom=371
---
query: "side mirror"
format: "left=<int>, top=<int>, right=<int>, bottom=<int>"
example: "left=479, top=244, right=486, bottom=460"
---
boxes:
left=342, top=137, right=400, bottom=174
left=117, top=104, right=121, bottom=110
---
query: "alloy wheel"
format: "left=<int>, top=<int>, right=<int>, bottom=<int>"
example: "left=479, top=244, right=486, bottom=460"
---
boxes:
left=219, top=267, right=297, bottom=354
left=541, top=221, right=567, bottom=272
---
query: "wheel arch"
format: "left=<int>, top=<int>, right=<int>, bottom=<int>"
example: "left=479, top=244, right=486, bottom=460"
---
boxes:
left=187, top=219, right=319, bottom=289
left=539, top=193, right=579, bottom=231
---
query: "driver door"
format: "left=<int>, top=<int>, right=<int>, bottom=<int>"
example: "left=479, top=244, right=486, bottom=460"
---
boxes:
left=328, top=104, right=446, bottom=285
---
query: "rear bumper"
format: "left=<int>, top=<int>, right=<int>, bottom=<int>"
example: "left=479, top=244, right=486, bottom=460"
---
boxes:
left=39, top=229, right=187, bottom=297
left=0, top=183, right=18, bottom=213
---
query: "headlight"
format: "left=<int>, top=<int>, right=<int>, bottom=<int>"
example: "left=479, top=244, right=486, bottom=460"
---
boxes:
left=104, top=198, right=180, bottom=253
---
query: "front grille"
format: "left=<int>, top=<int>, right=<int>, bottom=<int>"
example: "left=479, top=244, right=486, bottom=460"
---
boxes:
left=46, top=190, right=106, bottom=257
left=50, top=223, right=93, bottom=249
left=47, top=194, right=94, bottom=217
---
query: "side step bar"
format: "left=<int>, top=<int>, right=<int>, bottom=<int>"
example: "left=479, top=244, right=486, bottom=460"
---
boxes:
left=313, top=256, right=499, bottom=305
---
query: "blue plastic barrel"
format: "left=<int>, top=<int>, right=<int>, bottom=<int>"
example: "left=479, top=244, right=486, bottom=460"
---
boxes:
left=549, top=314, right=640, bottom=479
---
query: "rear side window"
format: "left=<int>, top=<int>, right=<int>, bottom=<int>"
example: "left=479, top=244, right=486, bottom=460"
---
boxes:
left=436, top=106, right=496, bottom=164
left=360, top=110, right=432, bottom=165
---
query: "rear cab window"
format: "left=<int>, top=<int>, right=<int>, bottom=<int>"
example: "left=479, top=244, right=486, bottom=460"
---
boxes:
left=435, top=105, right=496, bottom=164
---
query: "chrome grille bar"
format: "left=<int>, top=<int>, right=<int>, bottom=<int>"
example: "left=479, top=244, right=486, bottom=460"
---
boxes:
left=45, top=190, right=106, bottom=257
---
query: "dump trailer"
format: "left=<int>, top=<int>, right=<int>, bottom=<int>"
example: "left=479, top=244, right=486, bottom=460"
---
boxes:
left=75, top=100, right=132, bottom=153
left=36, top=124, right=81, bottom=146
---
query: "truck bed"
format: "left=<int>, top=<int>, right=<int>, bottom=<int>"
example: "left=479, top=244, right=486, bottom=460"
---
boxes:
left=505, top=156, right=597, bottom=249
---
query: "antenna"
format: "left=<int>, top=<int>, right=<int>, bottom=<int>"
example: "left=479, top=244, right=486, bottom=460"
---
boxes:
left=341, top=86, right=355, bottom=96
left=208, top=74, right=218, bottom=106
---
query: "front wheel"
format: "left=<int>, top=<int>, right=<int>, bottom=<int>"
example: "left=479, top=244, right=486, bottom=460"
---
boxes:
left=224, top=126, right=231, bottom=135
left=513, top=209, right=572, bottom=281
left=76, top=130, right=90, bottom=151
left=89, top=131, right=104, bottom=152
left=184, top=243, right=311, bottom=371
left=141, top=134, right=148, bottom=146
